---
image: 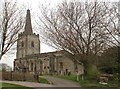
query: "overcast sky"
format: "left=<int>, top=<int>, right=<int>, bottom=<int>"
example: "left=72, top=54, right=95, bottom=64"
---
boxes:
left=0, top=0, right=63, bottom=68
left=0, top=0, right=119, bottom=68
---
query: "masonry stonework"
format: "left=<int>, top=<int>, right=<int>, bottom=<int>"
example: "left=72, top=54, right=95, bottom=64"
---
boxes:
left=14, top=9, right=84, bottom=75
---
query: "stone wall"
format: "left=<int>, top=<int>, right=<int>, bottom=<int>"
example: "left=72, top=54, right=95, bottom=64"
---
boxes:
left=17, top=34, right=40, bottom=59
left=14, top=51, right=84, bottom=76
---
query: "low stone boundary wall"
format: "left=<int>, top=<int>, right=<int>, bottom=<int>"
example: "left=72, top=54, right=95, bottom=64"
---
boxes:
left=2, top=72, right=38, bottom=82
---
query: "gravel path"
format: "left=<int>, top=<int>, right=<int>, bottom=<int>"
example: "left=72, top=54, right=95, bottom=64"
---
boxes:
left=42, top=76, right=80, bottom=87
left=1, top=80, right=52, bottom=88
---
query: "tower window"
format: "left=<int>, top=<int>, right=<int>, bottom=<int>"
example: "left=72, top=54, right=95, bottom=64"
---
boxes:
left=31, top=41, right=34, bottom=47
left=21, top=41, right=24, bottom=47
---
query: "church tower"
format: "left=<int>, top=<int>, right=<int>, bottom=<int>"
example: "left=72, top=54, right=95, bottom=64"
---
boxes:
left=17, top=9, right=40, bottom=59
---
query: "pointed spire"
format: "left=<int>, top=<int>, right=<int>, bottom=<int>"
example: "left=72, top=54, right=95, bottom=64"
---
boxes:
left=24, top=9, right=33, bottom=35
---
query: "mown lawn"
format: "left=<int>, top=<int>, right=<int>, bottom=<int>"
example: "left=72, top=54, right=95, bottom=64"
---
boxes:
left=0, top=76, right=50, bottom=89
left=0, top=82, right=34, bottom=89
left=38, top=76, right=50, bottom=84
left=55, top=75, right=77, bottom=82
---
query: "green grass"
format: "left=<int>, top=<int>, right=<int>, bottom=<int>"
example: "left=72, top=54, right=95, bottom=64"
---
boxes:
left=38, top=76, right=50, bottom=84
left=79, top=78, right=118, bottom=87
left=79, top=75, right=119, bottom=87
left=53, top=75, right=119, bottom=87
left=0, top=83, right=34, bottom=89
left=55, top=75, right=77, bottom=82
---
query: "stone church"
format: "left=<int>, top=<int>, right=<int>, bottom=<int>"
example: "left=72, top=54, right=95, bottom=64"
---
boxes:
left=14, top=9, right=84, bottom=75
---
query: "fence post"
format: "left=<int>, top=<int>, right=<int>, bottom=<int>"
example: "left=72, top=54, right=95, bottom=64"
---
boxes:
left=10, top=71, right=13, bottom=81
left=24, top=72, right=25, bottom=81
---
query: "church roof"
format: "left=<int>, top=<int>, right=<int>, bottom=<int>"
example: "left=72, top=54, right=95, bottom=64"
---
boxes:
left=16, top=50, right=66, bottom=59
left=23, top=9, right=33, bottom=35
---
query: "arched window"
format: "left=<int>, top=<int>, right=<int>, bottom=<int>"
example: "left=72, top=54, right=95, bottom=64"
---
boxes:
left=44, top=66, right=46, bottom=69
left=21, top=41, right=24, bottom=47
left=60, top=62, right=63, bottom=70
left=31, top=62, right=33, bottom=71
left=31, top=41, right=34, bottom=47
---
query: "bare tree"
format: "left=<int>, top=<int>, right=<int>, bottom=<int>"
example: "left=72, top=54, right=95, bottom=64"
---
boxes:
left=99, top=2, right=120, bottom=46
left=37, top=1, right=118, bottom=73
left=0, top=0, right=24, bottom=60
